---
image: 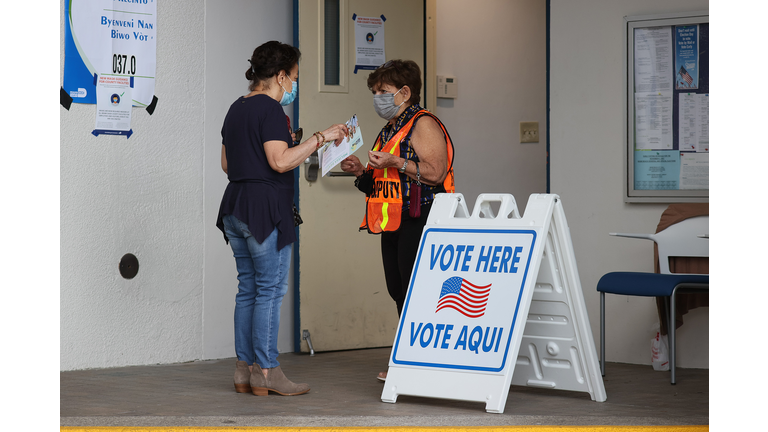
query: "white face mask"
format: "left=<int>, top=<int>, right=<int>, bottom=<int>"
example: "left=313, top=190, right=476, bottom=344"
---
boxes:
left=373, top=87, right=405, bottom=120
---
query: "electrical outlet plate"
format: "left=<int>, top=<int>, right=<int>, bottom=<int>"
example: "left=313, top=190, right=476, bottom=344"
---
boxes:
left=520, top=121, right=539, bottom=143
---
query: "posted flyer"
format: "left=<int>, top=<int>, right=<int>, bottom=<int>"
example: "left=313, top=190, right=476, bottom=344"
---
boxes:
left=93, top=75, right=133, bottom=137
left=353, top=15, right=386, bottom=73
left=63, top=0, right=157, bottom=106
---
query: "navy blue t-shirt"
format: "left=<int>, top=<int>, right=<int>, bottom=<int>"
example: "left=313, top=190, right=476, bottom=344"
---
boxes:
left=216, top=94, right=295, bottom=250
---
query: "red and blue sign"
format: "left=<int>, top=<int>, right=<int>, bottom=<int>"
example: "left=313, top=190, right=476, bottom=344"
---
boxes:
left=392, top=228, right=537, bottom=372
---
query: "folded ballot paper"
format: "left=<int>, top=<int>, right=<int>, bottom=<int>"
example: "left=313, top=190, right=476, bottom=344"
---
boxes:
left=320, top=115, right=364, bottom=177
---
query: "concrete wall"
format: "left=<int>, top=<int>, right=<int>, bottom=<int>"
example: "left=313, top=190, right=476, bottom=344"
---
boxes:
left=549, top=0, right=709, bottom=368
left=60, top=1, right=294, bottom=370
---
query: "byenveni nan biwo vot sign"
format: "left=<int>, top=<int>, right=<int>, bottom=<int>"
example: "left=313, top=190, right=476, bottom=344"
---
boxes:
left=381, top=193, right=606, bottom=413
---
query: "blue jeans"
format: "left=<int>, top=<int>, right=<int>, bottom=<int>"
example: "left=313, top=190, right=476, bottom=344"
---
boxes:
left=222, top=214, right=292, bottom=368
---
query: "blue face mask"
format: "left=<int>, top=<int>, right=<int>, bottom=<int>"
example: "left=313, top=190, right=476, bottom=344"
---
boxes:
left=279, top=77, right=298, bottom=106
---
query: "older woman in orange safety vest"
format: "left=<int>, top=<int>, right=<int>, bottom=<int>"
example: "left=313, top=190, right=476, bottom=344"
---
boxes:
left=341, top=59, right=455, bottom=382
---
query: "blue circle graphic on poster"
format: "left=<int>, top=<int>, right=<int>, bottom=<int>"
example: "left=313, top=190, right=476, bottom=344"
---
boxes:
left=366, top=33, right=374, bottom=43
left=111, top=94, right=120, bottom=105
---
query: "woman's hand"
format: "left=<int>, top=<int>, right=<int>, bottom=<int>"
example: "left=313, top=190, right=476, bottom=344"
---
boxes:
left=341, top=155, right=365, bottom=177
left=264, top=122, right=350, bottom=174
left=321, top=123, right=350, bottom=146
left=367, top=151, right=401, bottom=170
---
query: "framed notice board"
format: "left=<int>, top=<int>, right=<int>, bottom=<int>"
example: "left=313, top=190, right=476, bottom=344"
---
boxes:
left=624, top=11, right=709, bottom=203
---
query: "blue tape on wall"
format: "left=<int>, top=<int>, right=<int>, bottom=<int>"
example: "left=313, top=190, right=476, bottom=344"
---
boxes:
left=352, top=13, right=356, bottom=21
left=381, top=14, right=386, bottom=22
left=92, top=129, right=133, bottom=138
left=354, top=65, right=378, bottom=74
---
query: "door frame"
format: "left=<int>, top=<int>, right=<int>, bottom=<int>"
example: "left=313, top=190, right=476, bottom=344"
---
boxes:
left=290, top=0, right=431, bottom=352
left=292, top=0, right=301, bottom=352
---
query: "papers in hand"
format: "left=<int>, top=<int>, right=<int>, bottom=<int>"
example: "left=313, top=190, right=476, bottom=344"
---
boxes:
left=320, top=115, right=364, bottom=177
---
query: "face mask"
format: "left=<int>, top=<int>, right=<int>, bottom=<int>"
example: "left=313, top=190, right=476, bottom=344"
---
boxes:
left=373, top=87, right=405, bottom=120
left=279, top=76, right=298, bottom=106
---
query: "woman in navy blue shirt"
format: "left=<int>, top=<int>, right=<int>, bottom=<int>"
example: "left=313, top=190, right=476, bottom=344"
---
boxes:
left=217, top=41, right=347, bottom=396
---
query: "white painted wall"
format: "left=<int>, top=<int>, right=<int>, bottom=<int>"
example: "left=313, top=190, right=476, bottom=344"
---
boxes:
left=434, top=0, right=548, bottom=215
left=60, top=1, right=294, bottom=371
left=550, top=0, right=709, bottom=368
left=60, top=0, right=206, bottom=370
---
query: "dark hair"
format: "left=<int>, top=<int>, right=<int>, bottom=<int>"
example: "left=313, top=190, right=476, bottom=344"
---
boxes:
left=367, top=59, right=421, bottom=105
left=246, top=41, right=301, bottom=91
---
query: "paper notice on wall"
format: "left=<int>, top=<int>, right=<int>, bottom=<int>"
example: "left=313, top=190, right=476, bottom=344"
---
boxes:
left=679, top=93, right=709, bottom=152
left=679, top=93, right=699, bottom=151
left=634, top=26, right=674, bottom=93
left=697, top=94, right=709, bottom=152
left=634, top=150, right=680, bottom=190
left=679, top=152, right=708, bottom=190
left=635, top=91, right=673, bottom=150
left=93, top=75, right=133, bottom=137
left=353, top=15, right=386, bottom=73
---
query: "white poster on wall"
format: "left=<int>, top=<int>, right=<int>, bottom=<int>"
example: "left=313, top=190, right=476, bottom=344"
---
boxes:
left=63, top=0, right=157, bottom=107
left=679, top=152, right=709, bottom=190
left=353, top=14, right=386, bottom=73
left=634, top=26, right=674, bottom=93
left=679, top=93, right=699, bottom=151
left=93, top=75, right=133, bottom=137
left=635, top=91, right=673, bottom=150
left=679, top=93, right=709, bottom=152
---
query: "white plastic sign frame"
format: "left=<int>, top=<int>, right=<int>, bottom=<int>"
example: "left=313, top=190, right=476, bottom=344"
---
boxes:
left=381, top=193, right=606, bottom=413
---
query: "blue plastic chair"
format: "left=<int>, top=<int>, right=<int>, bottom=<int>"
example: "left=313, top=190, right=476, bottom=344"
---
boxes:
left=597, top=215, right=709, bottom=384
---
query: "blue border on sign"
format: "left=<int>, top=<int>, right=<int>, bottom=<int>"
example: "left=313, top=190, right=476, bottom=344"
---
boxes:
left=391, top=227, right=538, bottom=372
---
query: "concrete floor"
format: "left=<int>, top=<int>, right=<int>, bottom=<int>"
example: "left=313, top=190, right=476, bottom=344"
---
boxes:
left=60, top=347, right=708, bottom=428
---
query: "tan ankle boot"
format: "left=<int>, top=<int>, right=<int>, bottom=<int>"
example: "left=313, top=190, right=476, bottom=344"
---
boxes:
left=234, top=361, right=251, bottom=393
left=250, top=363, right=268, bottom=396
left=257, top=365, right=310, bottom=396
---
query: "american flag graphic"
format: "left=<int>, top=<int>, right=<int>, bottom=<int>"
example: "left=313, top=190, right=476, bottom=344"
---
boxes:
left=679, top=66, right=693, bottom=86
left=435, top=276, right=492, bottom=318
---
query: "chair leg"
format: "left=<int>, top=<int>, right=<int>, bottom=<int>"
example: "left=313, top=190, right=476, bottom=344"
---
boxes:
left=670, top=291, right=676, bottom=385
left=600, top=292, right=605, bottom=376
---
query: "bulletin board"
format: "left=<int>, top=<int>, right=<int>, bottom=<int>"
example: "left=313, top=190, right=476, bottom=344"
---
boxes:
left=624, top=11, right=709, bottom=203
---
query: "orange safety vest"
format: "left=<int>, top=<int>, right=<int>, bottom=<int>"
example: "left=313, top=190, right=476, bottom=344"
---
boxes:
left=360, top=110, right=455, bottom=234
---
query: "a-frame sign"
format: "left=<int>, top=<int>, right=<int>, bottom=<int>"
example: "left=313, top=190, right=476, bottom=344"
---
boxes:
left=381, top=193, right=606, bottom=413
